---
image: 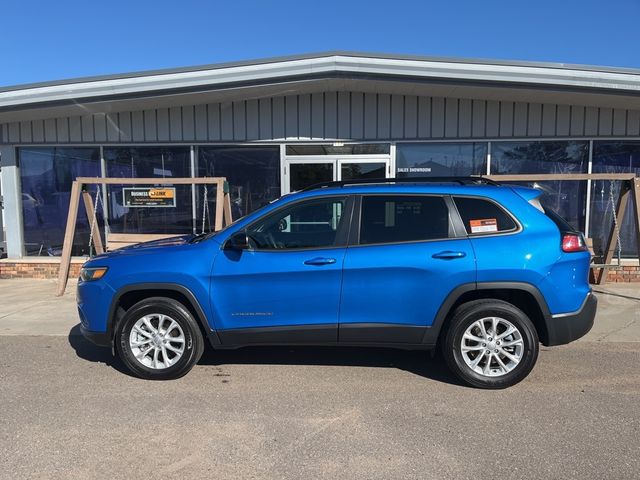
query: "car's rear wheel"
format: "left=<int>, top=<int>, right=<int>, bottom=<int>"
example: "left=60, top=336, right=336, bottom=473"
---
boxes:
left=116, top=297, right=204, bottom=380
left=442, top=299, right=539, bottom=389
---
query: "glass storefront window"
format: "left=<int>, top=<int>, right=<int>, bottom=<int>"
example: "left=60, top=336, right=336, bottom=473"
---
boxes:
left=198, top=146, right=280, bottom=222
left=491, top=141, right=589, bottom=231
left=286, top=144, right=390, bottom=156
left=395, top=143, right=487, bottom=177
left=19, top=147, right=100, bottom=256
left=590, top=142, right=640, bottom=258
left=104, top=147, right=192, bottom=234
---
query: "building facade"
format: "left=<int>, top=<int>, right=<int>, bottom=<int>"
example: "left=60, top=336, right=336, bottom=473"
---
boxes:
left=1, top=52, right=639, bottom=263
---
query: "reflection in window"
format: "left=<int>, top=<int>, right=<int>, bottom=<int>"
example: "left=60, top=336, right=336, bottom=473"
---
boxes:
left=396, top=143, right=487, bottom=177
left=198, top=146, right=280, bottom=223
left=19, top=148, right=100, bottom=256
left=104, top=147, right=192, bottom=234
left=491, top=141, right=588, bottom=231
left=590, top=142, right=640, bottom=258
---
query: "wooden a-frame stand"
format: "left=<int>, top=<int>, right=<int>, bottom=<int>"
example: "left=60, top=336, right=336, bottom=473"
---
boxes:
left=486, top=173, right=640, bottom=284
left=56, top=177, right=233, bottom=296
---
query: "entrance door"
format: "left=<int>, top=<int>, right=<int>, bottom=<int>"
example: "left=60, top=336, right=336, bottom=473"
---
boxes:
left=284, top=158, right=390, bottom=193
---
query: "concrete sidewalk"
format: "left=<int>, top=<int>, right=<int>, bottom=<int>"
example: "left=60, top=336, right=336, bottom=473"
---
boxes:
left=0, top=278, right=638, bottom=341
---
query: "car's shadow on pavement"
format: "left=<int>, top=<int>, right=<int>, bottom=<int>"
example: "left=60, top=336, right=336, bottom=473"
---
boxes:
left=68, top=324, right=463, bottom=386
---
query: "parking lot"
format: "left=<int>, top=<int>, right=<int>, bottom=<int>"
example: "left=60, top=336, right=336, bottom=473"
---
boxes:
left=1, top=279, right=639, bottom=479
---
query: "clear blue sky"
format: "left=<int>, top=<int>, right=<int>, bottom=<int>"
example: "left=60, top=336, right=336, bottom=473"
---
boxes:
left=3, top=0, right=639, bottom=87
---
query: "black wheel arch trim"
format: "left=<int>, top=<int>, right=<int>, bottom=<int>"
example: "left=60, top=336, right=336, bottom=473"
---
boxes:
left=423, top=281, right=553, bottom=346
left=106, top=282, right=220, bottom=348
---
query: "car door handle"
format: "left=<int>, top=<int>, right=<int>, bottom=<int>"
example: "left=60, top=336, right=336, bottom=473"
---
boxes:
left=304, top=257, right=337, bottom=266
left=432, top=251, right=467, bottom=260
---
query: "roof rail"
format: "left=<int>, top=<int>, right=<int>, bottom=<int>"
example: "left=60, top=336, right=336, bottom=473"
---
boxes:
left=301, top=176, right=500, bottom=191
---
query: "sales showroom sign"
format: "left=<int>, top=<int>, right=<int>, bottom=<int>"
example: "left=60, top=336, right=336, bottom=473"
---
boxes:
left=123, top=187, right=176, bottom=207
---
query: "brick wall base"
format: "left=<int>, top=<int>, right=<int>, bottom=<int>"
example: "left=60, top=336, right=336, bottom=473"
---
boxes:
left=1, top=260, right=639, bottom=282
left=0, top=261, right=83, bottom=279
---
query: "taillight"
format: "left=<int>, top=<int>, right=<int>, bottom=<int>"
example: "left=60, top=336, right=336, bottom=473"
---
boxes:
left=561, top=233, right=587, bottom=253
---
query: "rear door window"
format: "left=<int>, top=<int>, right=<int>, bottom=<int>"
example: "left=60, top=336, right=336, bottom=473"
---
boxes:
left=453, top=197, right=517, bottom=235
left=359, top=195, right=452, bottom=245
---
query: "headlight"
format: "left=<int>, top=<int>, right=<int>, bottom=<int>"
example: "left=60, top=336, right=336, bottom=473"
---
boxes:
left=80, top=267, right=108, bottom=282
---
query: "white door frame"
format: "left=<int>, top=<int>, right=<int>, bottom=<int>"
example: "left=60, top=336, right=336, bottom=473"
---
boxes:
left=283, top=155, right=391, bottom=194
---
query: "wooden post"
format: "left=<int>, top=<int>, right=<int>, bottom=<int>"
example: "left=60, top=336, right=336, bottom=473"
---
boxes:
left=56, top=181, right=83, bottom=296
left=222, top=181, right=233, bottom=227
left=82, top=191, right=104, bottom=255
left=631, top=178, right=640, bottom=267
left=214, top=179, right=224, bottom=231
left=596, top=182, right=631, bottom=284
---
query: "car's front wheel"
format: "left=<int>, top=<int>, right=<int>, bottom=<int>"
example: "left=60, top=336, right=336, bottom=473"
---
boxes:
left=116, top=297, right=204, bottom=380
left=442, top=299, right=539, bottom=389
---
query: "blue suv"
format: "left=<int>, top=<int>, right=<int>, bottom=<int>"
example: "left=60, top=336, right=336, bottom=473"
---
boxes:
left=77, top=177, right=596, bottom=389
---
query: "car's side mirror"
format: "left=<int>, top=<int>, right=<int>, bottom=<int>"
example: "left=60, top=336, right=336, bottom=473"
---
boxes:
left=225, top=231, right=250, bottom=250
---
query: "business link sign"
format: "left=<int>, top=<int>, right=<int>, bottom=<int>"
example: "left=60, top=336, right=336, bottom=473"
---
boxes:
left=123, top=187, right=176, bottom=207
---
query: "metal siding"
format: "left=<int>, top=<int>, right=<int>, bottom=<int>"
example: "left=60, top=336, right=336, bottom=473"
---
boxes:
left=105, top=113, right=119, bottom=142
left=417, top=96, right=431, bottom=138
left=499, top=101, right=513, bottom=137
left=182, top=105, right=195, bottom=141
left=194, top=105, right=208, bottom=141
left=350, top=92, right=364, bottom=139
left=131, top=111, right=145, bottom=141
left=56, top=118, right=69, bottom=142
left=220, top=102, right=234, bottom=140
left=69, top=116, right=82, bottom=142
left=556, top=105, right=571, bottom=136
left=285, top=95, right=298, bottom=138
left=363, top=93, right=377, bottom=139
left=612, top=108, right=627, bottom=135
left=513, top=102, right=528, bottom=137
left=324, top=92, right=337, bottom=139
left=8, top=122, right=20, bottom=143
left=471, top=100, right=485, bottom=138
left=541, top=104, right=556, bottom=136
left=311, top=93, right=324, bottom=139
left=233, top=101, right=246, bottom=140
left=598, top=108, right=613, bottom=136
left=297, top=94, right=311, bottom=139
left=377, top=94, right=391, bottom=139
left=431, top=97, right=445, bottom=138
left=527, top=103, right=542, bottom=137
left=144, top=110, right=157, bottom=141
left=338, top=92, right=351, bottom=138
left=391, top=94, right=404, bottom=139
left=584, top=107, right=599, bottom=136
left=272, top=96, right=285, bottom=139
left=485, top=100, right=500, bottom=137
left=570, top=106, right=585, bottom=136
left=627, top=109, right=640, bottom=136
left=404, top=95, right=418, bottom=139
left=445, top=98, right=458, bottom=138
left=20, top=121, right=32, bottom=143
left=118, top=112, right=132, bottom=142
left=44, top=118, right=57, bottom=142
left=259, top=98, right=271, bottom=140
left=32, top=120, right=45, bottom=142
left=208, top=103, right=221, bottom=141
left=156, top=108, right=170, bottom=141
left=169, top=107, right=182, bottom=141
left=246, top=99, right=260, bottom=140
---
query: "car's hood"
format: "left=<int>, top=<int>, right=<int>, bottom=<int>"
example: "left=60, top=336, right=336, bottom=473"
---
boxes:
left=90, top=234, right=196, bottom=260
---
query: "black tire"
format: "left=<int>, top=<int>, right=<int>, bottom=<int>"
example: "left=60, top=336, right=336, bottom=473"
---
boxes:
left=442, top=299, right=539, bottom=389
left=116, top=297, right=204, bottom=380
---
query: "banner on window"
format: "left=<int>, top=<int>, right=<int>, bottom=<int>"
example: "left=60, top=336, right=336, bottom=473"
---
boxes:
left=123, top=187, right=176, bottom=207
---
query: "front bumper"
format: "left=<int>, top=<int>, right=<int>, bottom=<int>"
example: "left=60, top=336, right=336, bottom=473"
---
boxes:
left=545, top=292, right=597, bottom=346
left=80, top=324, right=111, bottom=347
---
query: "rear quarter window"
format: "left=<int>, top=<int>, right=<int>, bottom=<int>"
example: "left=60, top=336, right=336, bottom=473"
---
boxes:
left=453, top=197, right=517, bottom=235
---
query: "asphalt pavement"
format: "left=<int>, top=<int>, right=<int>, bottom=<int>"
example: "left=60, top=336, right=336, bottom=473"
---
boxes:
left=0, top=279, right=639, bottom=479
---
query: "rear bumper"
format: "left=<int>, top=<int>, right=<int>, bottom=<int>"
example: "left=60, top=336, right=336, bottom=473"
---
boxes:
left=545, top=292, right=597, bottom=346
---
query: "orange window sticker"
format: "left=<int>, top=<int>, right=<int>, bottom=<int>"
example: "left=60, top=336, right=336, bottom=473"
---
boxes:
left=469, top=218, right=498, bottom=233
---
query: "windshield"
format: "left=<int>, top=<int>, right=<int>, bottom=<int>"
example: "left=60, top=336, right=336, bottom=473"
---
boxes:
left=190, top=201, right=274, bottom=243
